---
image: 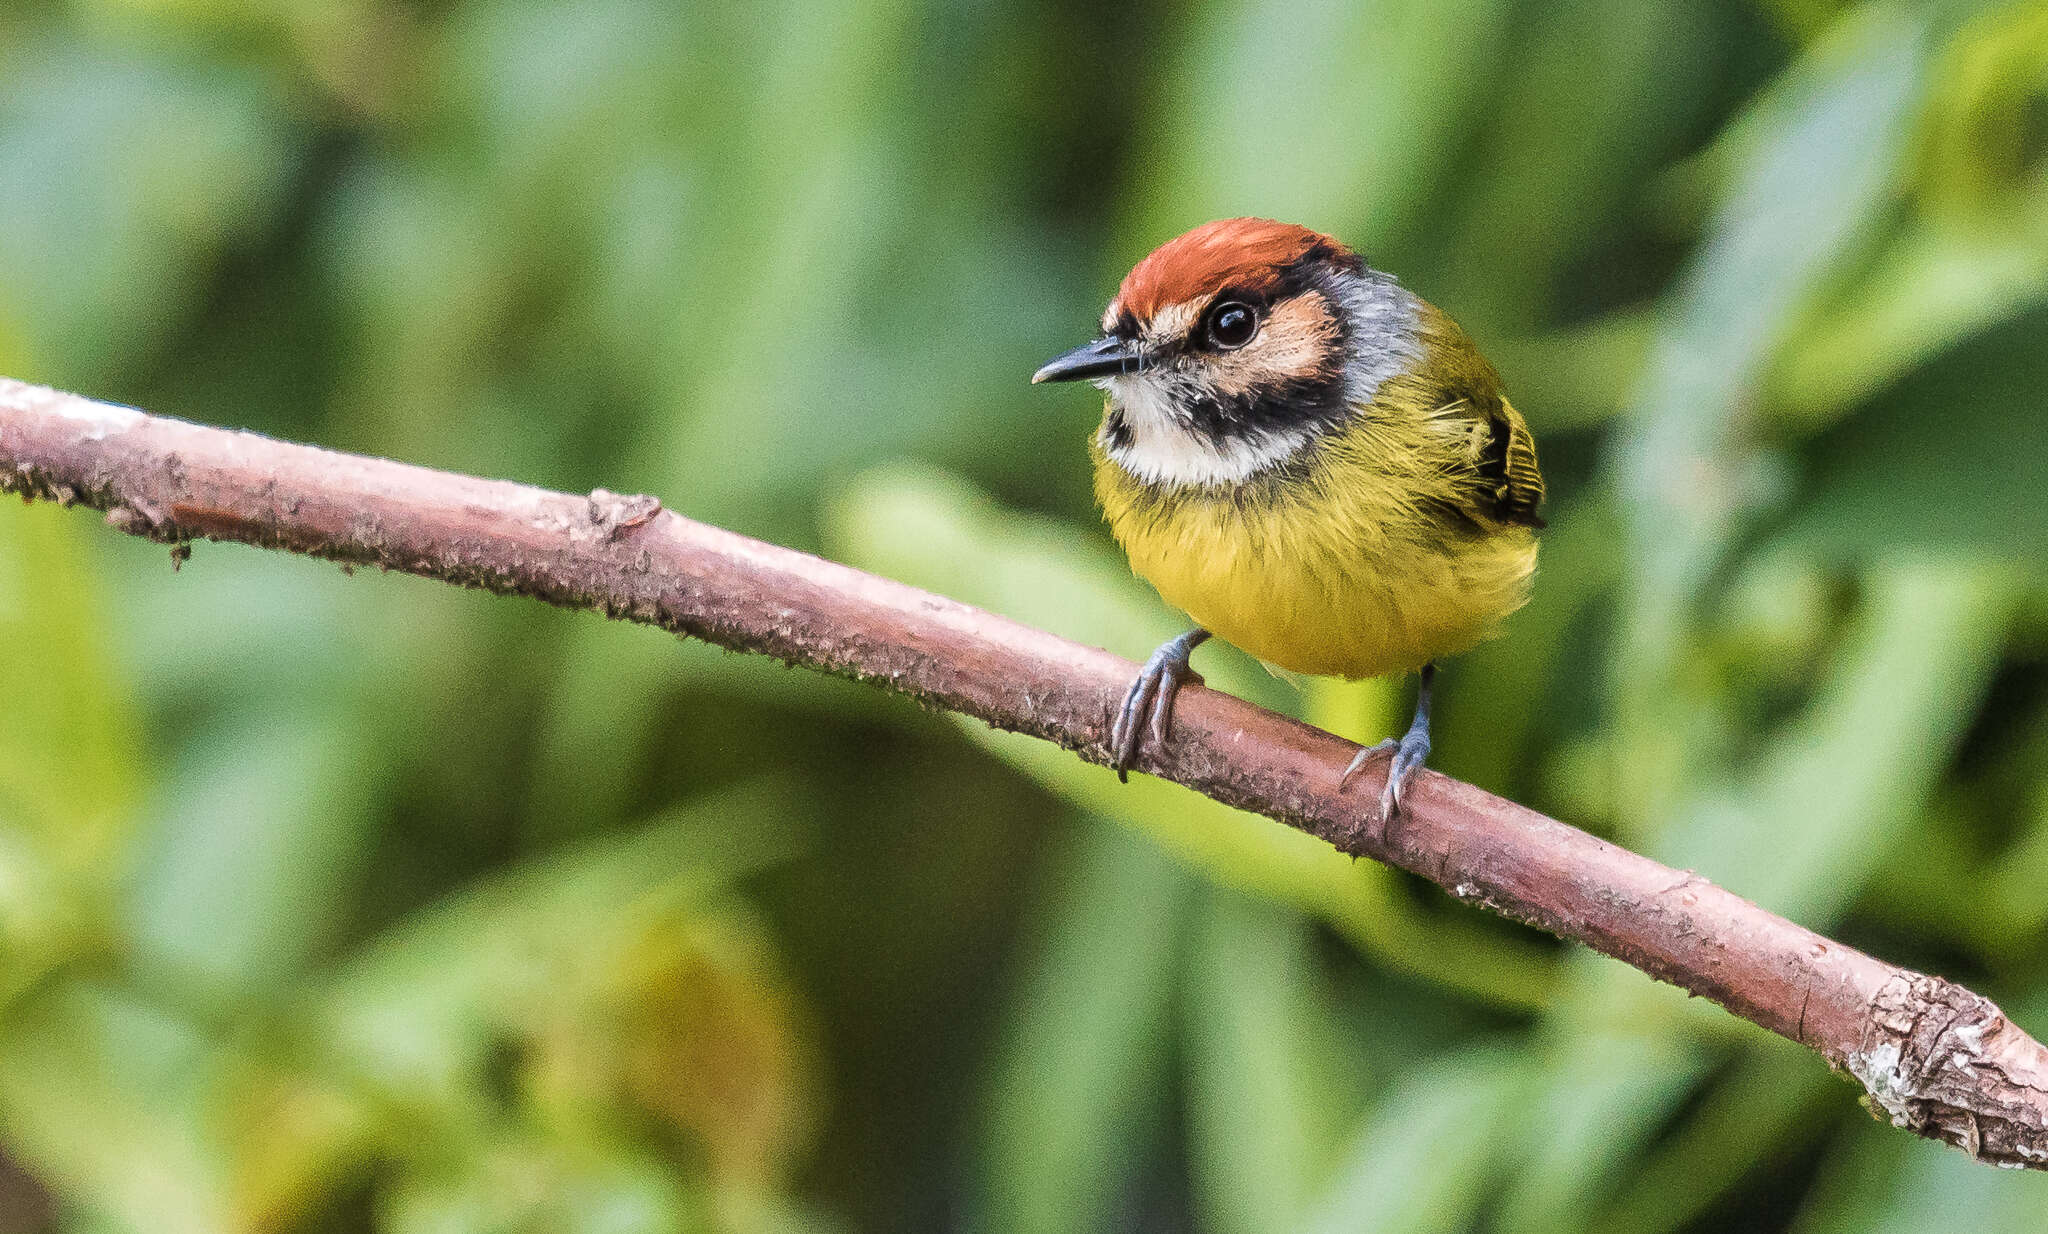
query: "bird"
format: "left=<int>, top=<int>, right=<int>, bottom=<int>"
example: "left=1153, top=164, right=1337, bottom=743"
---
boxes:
left=1032, top=218, right=1544, bottom=822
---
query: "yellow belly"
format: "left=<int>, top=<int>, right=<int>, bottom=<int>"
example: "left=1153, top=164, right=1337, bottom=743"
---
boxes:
left=1094, top=434, right=1538, bottom=680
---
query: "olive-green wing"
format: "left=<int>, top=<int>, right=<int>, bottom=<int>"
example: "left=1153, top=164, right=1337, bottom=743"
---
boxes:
left=1417, top=302, right=1547, bottom=530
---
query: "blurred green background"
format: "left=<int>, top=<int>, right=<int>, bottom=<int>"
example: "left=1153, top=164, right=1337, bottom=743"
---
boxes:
left=4, top=0, right=2048, bottom=1229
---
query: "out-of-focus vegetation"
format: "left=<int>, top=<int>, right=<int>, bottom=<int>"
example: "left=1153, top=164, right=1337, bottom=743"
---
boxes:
left=2, top=0, right=2047, bottom=1228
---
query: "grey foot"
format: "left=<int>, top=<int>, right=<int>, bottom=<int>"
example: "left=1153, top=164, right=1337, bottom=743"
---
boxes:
left=1110, top=629, right=1210, bottom=782
left=1337, top=663, right=1436, bottom=826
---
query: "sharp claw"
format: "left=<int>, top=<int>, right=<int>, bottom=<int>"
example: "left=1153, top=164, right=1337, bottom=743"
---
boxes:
left=1339, top=738, right=1396, bottom=790
left=1117, top=678, right=1148, bottom=742
left=1130, top=676, right=1159, bottom=742
left=1108, top=631, right=1209, bottom=782
left=1378, top=737, right=1431, bottom=824
left=1352, top=662, right=1437, bottom=832
left=1112, top=671, right=1158, bottom=781
left=1379, top=756, right=1408, bottom=823
left=1146, top=665, right=1191, bottom=749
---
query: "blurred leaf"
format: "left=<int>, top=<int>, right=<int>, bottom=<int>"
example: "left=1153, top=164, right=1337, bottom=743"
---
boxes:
left=1914, top=0, right=2048, bottom=221
left=1301, top=1042, right=1531, bottom=1234
left=0, top=981, right=232, bottom=1234
left=1184, top=888, right=1364, bottom=1234
left=624, top=0, right=926, bottom=539
left=0, top=501, right=138, bottom=1003
left=382, top=1131, right=699, bottom=1234
left=307, top=784, right=813, bottom=1177
left=1791, top=1094, right=2048, bottom=1234
left=1660, top=560, right=2007, bottom=924
left=1774, top=302, right=2048, bottom=559
left=1490, top=311, right=1660, bottom=434
left=1758, top=0, right=1858, bottom=42
left=216, top=1049, right=373, bottom=1233
left=542, top=902, right=817, bottom=1193
left=1769, top=2, right=2048, bottom=422
left=0, top=501, right=139, bottom=873
left=1591, top=1043, right=1838, bottom=1234
left=122, top=703, right=382, bottom=1008
left=1611, top=1, right=1937, bottom=822
left=1493, top=1018, right=1717, bottom=1234
left=1983, top=785, right=2048, bottom=939
left=1135, top=0, right=1517, bottom=251
left=1618, top=0, right=1933, bottom=598
left=0, top=35, right=295, bottom=386
left=1439, top=0, right=1727, bottom=329
left=977, top=817, right=1191, bottom=1234
left=66, top=0, right=420, bottom=115
left=1766, top=218, right=2048, bottom=422
left=516, top=0, right=936, bottom=834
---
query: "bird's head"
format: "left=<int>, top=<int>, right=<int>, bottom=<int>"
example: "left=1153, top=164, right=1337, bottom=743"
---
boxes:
left=1034, top=218, right=1421, bottom=488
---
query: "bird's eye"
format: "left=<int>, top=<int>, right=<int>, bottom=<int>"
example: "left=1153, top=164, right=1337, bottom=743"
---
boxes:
left=1204, top=301, right=1258, bottom=350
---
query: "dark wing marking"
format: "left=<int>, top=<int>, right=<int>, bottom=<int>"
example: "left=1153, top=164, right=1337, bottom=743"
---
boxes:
left=1414, top=301, right=1546, bottom=531
left=1476, top=398, right=1546, bottom=529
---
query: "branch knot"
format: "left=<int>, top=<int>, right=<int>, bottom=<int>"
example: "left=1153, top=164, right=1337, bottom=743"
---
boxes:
left=586, top=488, right=662, bottom=541
left=1850, top=974, right=2048, bottom=1167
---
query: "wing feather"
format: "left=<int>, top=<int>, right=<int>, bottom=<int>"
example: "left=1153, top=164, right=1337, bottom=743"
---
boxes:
left=1411, top=304, right=1546, bottom=530
left=1477, top=399, right=1546, bottom=528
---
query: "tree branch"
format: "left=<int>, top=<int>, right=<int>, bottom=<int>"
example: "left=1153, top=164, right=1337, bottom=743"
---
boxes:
left=4, top=376, right=2045, bottom=1167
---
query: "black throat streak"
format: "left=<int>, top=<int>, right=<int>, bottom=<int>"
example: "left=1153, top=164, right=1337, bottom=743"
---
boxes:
left=1102, top=409, right=1134, bottom=452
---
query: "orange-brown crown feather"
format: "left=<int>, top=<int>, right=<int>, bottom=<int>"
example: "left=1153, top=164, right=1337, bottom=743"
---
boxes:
left=1113, top=218, right=1356, bottom=325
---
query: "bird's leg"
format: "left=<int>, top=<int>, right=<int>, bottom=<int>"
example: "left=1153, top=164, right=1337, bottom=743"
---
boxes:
left=1339, top=662, right=1436, bottom=823
left=1109, top=628, right=1210, bottom=782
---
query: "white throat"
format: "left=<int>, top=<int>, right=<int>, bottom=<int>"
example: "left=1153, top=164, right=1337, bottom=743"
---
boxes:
left=1098, top=373, right=1312, bottom=486
left=1096, top=273, right=1423, bottom=489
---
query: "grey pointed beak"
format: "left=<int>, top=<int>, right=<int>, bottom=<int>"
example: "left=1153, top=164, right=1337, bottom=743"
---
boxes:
left=1032, top=336, right=1141, bottom=384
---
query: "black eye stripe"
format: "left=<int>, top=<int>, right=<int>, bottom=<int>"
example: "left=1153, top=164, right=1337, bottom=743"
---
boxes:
left=1178, top=371, right=1349, bottom=441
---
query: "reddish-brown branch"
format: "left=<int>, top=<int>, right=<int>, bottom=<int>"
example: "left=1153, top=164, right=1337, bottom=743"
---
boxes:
left=4, top=376, right=2046, bottom=1167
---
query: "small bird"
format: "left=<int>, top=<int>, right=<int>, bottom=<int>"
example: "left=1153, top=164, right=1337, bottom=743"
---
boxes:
left=1033, top=218, right=1544, bottom=820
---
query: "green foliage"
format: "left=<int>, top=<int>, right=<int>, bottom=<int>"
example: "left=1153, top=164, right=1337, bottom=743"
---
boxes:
left=2, top=0, right=2047, bottom=1228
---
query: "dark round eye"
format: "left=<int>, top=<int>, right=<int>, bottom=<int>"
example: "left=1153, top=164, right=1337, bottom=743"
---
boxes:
left=1204, top=301, right=1258, bottom=349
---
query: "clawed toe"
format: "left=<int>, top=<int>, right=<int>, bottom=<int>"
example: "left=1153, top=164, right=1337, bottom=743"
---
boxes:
left=1378, top=732, right=1431, bottom=823
left=1338, top=738, right=1396, bottom=790
left=1109, top=668, right=1161, bottom=781
left=1337, top=732, right=1430, bottom=820
left=1109, top=629, right=1209, bottom=781
left=1337, top=663, right=1438, bottom=831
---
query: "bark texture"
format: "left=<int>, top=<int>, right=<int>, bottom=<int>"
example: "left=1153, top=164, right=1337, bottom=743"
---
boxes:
left=5, top=376, right=2046, bottom=1167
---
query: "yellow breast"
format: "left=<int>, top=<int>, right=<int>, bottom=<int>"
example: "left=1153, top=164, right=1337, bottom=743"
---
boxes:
left=1093, top=411, right=1538, bottom=681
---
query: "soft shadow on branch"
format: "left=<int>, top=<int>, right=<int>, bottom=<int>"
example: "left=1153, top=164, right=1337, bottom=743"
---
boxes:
left=4, top=376, right=2045, bottom=1168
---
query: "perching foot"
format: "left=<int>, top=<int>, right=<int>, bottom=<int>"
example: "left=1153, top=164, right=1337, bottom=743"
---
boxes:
left=1337, top=663, right=1437, bottom=826
left=1110, top=629, right=1210, bottom=781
